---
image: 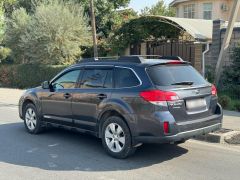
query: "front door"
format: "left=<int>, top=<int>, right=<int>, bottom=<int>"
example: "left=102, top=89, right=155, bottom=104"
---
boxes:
left=72, top=67, right=113, bottom=131
left=41, top=69, right=82, bottom=126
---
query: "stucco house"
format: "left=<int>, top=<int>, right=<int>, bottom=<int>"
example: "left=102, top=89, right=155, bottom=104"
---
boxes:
left=170, top=0, right=240, bottom=21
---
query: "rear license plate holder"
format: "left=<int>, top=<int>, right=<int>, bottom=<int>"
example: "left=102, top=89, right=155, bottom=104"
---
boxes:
left=186, top=98, right=207, bottom=110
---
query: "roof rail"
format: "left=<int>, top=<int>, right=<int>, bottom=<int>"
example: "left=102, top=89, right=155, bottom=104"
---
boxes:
left=119, top=55, right=184, bottom=61
left=77, top=55, right=185, bottom=64
left=160, top=56, right=184, bottom=61
left=77, top=56, right=144, bottom=64
left=127, top=55, right=161, bottom=59
left=77, top=56, right=119, bottom=63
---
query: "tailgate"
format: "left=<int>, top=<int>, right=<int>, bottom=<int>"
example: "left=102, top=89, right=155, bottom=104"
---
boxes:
left=167, top=85, right=218, bottom=123
left=146, top=64, right=218, bottom=123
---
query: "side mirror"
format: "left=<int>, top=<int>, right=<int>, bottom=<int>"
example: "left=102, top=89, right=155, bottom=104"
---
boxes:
left=41, top=81, right=50, bottom=89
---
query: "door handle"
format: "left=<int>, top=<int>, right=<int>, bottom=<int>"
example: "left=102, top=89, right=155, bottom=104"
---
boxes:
left=97, top=94, right=107, bottom=100
left=64, top=93, right=71, bottom=99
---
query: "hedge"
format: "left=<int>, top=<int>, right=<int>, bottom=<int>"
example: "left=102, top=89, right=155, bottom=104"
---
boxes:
left=0, top=64, right=67, bottom=89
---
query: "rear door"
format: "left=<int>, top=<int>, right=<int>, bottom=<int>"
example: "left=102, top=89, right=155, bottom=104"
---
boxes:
left=72, top=66, right=113, bottom=131
left=147, top=64, right=217, bottom=123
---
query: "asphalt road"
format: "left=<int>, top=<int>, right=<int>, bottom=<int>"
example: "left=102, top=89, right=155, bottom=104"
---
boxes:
left=0, top=104, right=240, bottom=180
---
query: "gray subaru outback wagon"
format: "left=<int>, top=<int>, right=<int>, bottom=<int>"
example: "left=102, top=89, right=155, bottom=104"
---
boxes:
left=19, top=56, right=223, bottom=159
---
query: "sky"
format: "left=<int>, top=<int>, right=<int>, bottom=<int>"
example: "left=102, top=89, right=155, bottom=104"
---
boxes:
left=129, top=0, right=172, bottom=12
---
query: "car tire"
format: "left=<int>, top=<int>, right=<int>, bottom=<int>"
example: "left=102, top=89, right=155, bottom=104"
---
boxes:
left=102, top=116, right=136, bottom=159
left=23, top=103, right=43, bottom=134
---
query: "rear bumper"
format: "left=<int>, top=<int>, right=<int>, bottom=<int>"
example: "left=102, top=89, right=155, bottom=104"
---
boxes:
left=134, top=104, right=223, bottom=144
left=134, top=122, right=222, bottom=144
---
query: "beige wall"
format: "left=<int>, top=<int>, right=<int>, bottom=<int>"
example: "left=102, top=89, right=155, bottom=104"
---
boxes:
left=173, top=0, right=240, bottom=21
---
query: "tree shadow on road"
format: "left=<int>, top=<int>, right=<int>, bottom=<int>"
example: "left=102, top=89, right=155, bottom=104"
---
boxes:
left=0, top=122, right=188, bottom=171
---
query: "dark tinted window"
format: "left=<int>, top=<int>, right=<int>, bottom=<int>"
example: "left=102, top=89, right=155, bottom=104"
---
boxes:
left=115, top=68, right=140, bottom=88
left=103, top=71, right=113, bottom=88
left=81, top=69, right=112, bottom=89
left=52, top=70, right=81, bottom=89
left=147, top=65, right=207, bottom=86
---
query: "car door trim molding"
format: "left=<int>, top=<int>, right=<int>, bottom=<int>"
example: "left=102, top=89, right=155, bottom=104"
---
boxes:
left=74, top=119, right=96, bottom=126
left=43, top=115, right=72, bottom=123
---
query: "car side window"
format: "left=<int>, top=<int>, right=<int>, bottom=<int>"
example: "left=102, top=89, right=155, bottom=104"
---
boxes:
left=103, top=70, right=113, bottom=88
left=81, top=69, right=112, bottom=89
left=52, top=70, right=81, bottom=90
left=114, top=67, right=140, bottom=88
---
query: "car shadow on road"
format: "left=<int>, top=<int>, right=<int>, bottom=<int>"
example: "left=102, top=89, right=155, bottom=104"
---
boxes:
left=0, top=122, right=188, bottom=171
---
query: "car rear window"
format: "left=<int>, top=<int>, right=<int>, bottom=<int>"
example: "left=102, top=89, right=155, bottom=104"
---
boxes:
left=147, top=65, right=207, bottom=86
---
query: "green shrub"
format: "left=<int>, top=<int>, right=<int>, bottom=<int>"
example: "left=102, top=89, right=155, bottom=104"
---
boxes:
left=0, top=64, right=67, bottom=89
left=234, top=102, right=240, bottom=112
left=222, top=46, right=240, bottom=86
left=0, top=47, right=12, bottom=64
left=218, top=95, right=231, bottom=109
left=205, top=65, right=215, bottom=83
left=232, top=86, right=240, bottom=99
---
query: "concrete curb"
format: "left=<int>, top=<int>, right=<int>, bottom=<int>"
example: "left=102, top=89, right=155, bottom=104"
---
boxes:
left=194, top=129, right=240, bottom=145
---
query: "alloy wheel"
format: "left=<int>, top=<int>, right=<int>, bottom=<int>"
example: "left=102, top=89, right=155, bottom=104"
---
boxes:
left=105, top=123, right=125, bottom=153
left=25, top=108, right=37, bottom=131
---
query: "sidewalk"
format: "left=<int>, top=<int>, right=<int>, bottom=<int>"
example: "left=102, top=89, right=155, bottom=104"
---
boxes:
left=0, top=88, right=239, bottom=130
left=223, top=110, right=240, bottom=131
left=0, top=88, right=25, bottom=106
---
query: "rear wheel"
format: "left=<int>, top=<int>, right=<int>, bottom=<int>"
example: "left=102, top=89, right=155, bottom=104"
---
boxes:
left=23, top=103, right=42, bottom=134
left=102, top=116, right=136, bottom=159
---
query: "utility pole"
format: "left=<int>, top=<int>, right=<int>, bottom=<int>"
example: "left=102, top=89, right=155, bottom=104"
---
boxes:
left=215, top=0, right=240, bottom=86
left=90, top=0, right=98, bottom=59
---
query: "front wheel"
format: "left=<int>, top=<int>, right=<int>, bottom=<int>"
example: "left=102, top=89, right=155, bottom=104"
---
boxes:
left=102, top=116, right=136, bottom=159
left=23, top=103, right=42, bottom=134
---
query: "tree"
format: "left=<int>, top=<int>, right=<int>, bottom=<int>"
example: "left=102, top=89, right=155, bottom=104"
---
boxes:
left=2, top=0, right=131, bottom=39
left=4, top=1, right=91, bottom=65
left=4, top=8, right=30, bottom=63
left=68, top=0, right=132, bottom=38
left=113, top=8, right=138, bottom=29
left=0, top=0, right=17, bottom=41
left=141, top=0, right=175, bottom=17
left=109, top=16, right=180, bottom=55
left=2, top=0, right=45, bottom=16
left=1, top=0, right=18, bottom=17
left=0, top=6, right=4, bottom=41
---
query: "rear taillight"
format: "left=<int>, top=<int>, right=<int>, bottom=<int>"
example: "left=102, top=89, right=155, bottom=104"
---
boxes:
left=163, top=121, right=170, bottom=134
left=140, top=90, right=179, bottom=105
left=211, top=85, right=217, bottom=96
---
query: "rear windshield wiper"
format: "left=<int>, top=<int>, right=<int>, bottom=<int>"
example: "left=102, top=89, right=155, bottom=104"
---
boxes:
left=171, top=81, right=194, bottom=86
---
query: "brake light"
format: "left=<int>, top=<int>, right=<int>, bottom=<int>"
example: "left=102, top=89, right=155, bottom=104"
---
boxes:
left=211, top=85, right=217, bottom=96
left=163, top=121, right=170, bottom=134
left=140, top=90, right=179, bottom=104
left=168, top=61, right=183, bottom=64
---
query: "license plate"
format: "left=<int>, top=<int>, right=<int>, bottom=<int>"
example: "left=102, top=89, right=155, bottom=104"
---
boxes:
left=186, top=98, right=207, bottom=110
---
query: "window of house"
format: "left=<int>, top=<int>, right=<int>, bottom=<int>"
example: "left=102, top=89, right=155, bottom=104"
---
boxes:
left=183, top=4, right=195, bottom=18
left=203, top=3, right=212, bottom=20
